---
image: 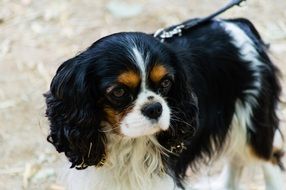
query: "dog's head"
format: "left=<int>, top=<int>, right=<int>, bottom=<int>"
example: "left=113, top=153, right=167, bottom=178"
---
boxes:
left=45, top=32, right=197, bottom=168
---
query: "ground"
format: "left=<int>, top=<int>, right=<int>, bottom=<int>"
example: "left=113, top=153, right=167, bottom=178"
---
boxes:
left=0, top=0, right=286, bottom=189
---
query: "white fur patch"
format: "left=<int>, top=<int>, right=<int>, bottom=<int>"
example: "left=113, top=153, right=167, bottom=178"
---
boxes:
left=60, top=134, right=179, bottom=190
left=132, top=47, right=149, bottom=89
left=262, top=162, right=284, bottom=190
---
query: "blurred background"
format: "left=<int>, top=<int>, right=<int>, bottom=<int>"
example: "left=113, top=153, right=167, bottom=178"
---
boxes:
left=0, top=0, right=285, bottom=189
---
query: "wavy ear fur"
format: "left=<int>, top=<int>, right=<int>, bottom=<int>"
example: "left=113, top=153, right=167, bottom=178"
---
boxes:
left=44, top=55, right=106, bottom=169
left=157, top=50, right=199, bottom=188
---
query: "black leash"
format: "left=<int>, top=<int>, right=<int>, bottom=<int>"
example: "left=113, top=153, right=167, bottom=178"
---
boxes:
left=154, top=0, right=246, bottom=42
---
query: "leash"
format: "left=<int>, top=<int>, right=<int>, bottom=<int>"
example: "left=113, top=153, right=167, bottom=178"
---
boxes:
left=154, top=0, right=246, bottom=42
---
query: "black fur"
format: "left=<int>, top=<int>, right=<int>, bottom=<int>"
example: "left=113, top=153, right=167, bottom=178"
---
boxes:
left=44, top=54, right=107, bottom=168
left=45, top=18, right=281, bottom=189
left=163, top=19, right=281, bottom=188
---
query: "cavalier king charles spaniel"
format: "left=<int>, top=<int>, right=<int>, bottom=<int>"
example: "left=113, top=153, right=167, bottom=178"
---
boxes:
left=45, top=18, right=284, bottom=190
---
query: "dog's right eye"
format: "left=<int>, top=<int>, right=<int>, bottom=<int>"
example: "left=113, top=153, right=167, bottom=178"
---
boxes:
left=111, top=87, right=126, bottom=98
left=106, top=85, right=133, bottom=107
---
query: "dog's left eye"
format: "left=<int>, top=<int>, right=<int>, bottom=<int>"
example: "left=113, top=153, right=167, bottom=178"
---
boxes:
left=160, top=78, right=172, bottom=88
left=158, top=77, right=172, bottom=95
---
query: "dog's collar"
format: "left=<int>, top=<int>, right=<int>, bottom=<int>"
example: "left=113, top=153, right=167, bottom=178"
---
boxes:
left=154, top=0, right=245, bottom=42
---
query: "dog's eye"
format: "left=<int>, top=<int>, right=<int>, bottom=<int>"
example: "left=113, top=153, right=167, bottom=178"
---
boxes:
left=160, top=79, right=172, bottom=88
left=106, top=85, right=133, bottom=108
left=158, top=77, right=173, bottom=95
left=111, top=87, right=125, bottom=98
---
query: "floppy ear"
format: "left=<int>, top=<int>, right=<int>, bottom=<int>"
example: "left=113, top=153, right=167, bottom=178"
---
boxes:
left=169, top=64, right=199, bottom=136
left=157, top=53, right=199, bottom=188
left=158, top=50, right=199, bottom=149
left=44, top=55, right=106, bottom=169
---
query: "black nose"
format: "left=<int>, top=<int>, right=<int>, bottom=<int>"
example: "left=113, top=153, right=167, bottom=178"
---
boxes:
left=141, top=102, right=162, bottom=120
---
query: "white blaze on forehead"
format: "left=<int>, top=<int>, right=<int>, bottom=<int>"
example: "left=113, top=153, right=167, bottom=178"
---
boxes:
left=119, top=45, right=170, bottom=137
left=132, top=47, right=145, bottom=74
left=131, top=47, right=149, bottom=90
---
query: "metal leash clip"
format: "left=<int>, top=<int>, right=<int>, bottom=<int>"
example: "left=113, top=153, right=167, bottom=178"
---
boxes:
left=154, top=24, right=185, bottom=42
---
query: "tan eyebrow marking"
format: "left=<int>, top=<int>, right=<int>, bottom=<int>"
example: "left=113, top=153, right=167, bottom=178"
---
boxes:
left=150, top=64, right=168, bottom=83
left=118, top=70, right=140, bottom=88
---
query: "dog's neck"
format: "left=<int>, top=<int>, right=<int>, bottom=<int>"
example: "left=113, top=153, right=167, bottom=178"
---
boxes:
left=99, top=133, right=166, bottom=189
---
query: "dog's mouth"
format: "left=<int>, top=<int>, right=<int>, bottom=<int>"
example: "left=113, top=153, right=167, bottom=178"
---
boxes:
left=119, top=107, right=170, bottom=137
left=121, top=122, right=168, bottom=138
left=102, top=104, right=170, bottom=138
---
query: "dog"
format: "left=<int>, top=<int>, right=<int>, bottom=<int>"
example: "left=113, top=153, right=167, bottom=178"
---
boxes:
left=45, top=18, right=284, bottom=190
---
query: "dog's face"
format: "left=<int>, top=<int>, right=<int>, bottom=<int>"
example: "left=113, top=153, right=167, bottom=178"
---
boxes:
left=96, top=37, right=174, bottom=137
left=45, top=32, right=196, bottom=168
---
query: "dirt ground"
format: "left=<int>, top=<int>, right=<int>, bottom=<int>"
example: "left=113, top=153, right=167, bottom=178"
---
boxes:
left=0, top=0, right=286, bottom=189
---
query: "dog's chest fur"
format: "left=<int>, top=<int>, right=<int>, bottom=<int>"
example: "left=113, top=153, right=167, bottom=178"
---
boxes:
left=62, top=134, right=178, bottom=190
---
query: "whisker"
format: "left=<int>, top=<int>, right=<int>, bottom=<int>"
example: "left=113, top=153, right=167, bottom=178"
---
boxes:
left=99, top=126, right=120, bottom=133
left=170, top=118, right=195, bottom=129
